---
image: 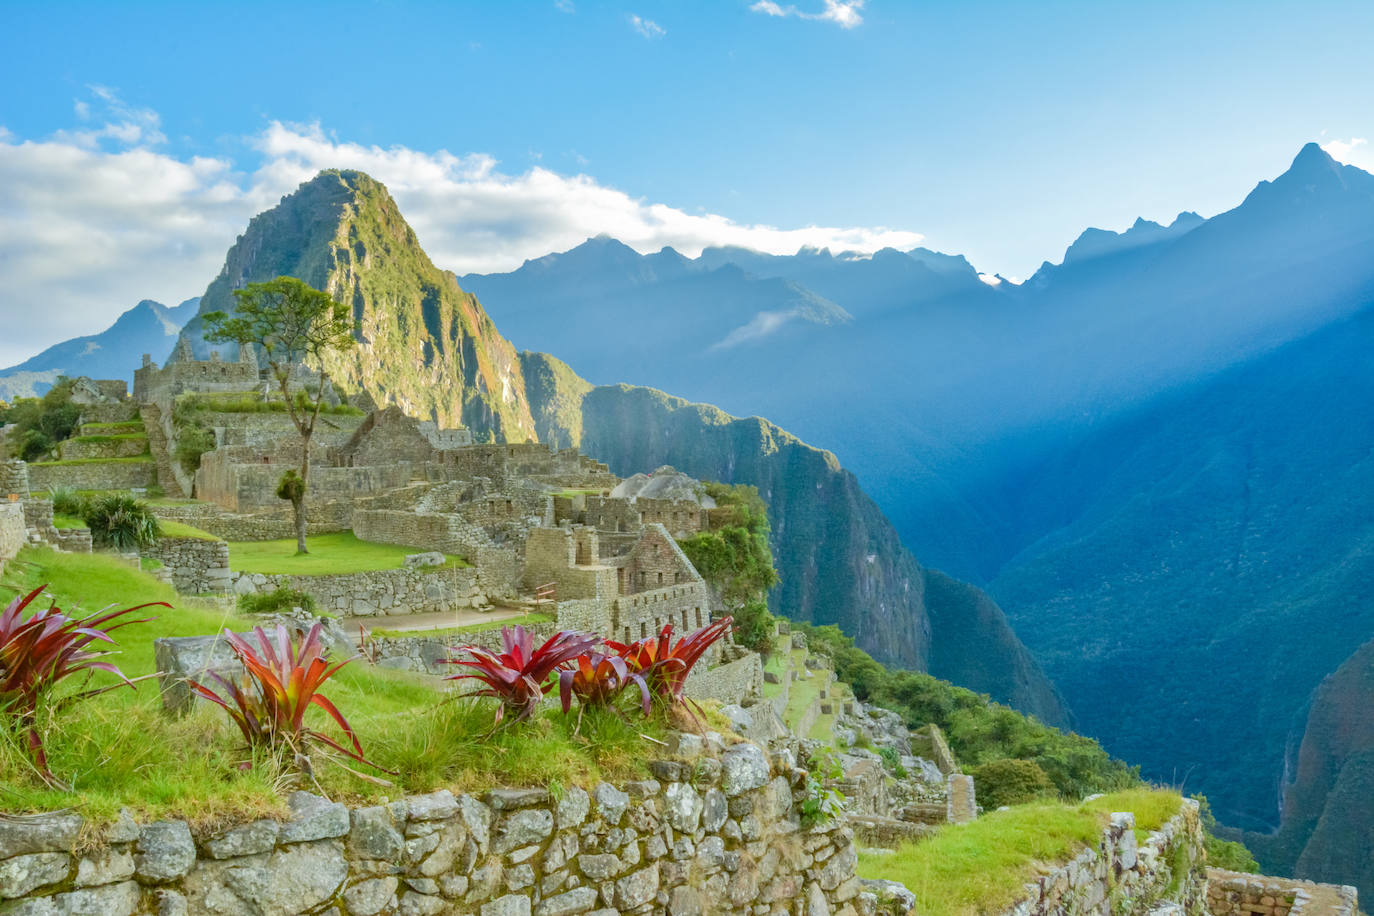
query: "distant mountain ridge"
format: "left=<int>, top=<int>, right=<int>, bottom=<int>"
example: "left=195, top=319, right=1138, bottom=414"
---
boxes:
left=0, top=297, right=198, bottom=400
left=453, top=144, right=1374, bottom=850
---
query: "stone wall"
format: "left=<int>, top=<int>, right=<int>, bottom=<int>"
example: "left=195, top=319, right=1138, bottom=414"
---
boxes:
left=2, top=460, right=30, bottom=497
left=25, top=459, right=157, bottom=492
left=143, top=536, right=231, bottom=594
left=53, top=528, right=92, bottom=554
left=0, top=501, right=25, bottom=576
left=994, top=799, right=1206, bottom=916
left=229, top=566, right=489, bottom=617
left=196, top=451, right=412, bottom=512
left=57, top=435, right=149, bottom=461
left=151, top=502, right=353, bottom=542
left=612, top=584, right=711, bottom=645
left=0, top=739, right=864, bottom=916
left=684, top=652, right=765, bottom=706
left=1206, top=870, right=1360, bottom=916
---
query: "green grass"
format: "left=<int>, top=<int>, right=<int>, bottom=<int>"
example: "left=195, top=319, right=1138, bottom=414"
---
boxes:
left=79, top=421, right=144, bottom=433
left=553, top=488, right=604, bottom=498
left=66, top=434, right=148, bottom=444
left=227, top=532, right=469, bottom=575
left=51, top=514, right=87, bottom=530
left=370, top=612, right=554, bottom=640
left=158, top=519, right=219, bottom=541
left=0, top=547, right=660, bottom=828
left=857, top=789, right=1184, bottom=916
left=29, top=456, right=155, bottom=467
left=177, top=392, right=364, bottom=417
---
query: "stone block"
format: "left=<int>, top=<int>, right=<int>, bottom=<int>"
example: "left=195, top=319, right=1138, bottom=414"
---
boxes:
left=135, top=821, right=196, bottom=883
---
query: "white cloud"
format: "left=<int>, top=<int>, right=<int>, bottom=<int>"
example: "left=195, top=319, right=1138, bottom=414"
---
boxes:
left=749, top=0, right=864, bottom=28
left=1321, top=137, right=1374, bottom=172
left=52, top=86, right=166, bottom=150
left=554, top=0, right=574, bottom=12
left=0, top=114, right=922, bottom=367
left=629, top=14, right=665, bottom=38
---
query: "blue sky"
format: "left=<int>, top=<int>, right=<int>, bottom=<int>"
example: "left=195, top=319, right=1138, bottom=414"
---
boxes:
left=2, top=0, right=1372, bottom=363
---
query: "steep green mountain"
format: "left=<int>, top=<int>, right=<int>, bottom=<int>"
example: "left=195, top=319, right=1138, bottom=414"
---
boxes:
left=0, top=297, right=198, bottom=400
left=176, top=170, right=537, bottom=440
left=521, top=355, right=1070, bottom=725
left=987, top=301, right=1374, bottom=831
left=1240, top=637, right=1374, bottom=900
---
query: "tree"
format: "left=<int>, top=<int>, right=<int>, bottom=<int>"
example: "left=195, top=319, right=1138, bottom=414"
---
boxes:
left=203, top=277, right=356, bottom=553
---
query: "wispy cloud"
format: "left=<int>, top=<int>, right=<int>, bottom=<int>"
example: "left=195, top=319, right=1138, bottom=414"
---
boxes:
left=1321, top=136, right=1374, bottom=172
left=554, top=0, right=574, bottom=12
left=52, top=86, right=166, bottom=150
left=749, top=0, right=864, bottom=29
left=629, top=14, right=665, bottom=38
left=0, top=102, right=922, bottom=366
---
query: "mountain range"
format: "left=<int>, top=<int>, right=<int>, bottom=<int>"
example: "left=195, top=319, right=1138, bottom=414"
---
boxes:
left=11, top=145, right=1374, bottom=894
left=452, top=143, right=1374, bottom=874
left=0, top=297, right=199, bottom=400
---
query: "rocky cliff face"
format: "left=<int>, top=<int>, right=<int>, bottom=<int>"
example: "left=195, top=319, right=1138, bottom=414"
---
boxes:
left=176, top=170, right=536, bottom=440
left=1242, top=637, right=1374, bottom=901
left=521, top=365, right=1069, bottom=725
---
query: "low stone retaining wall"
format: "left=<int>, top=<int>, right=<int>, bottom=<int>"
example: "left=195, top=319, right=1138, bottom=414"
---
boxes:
left=56, top=436, right=149, bottom=461
left=143, top=536, right=231, bottom=594
left=0, top=501, right=25, bottom=576
left=53, top=528, right=92, bottom=554
left=1206, top=869, right=1360, bottom=916
left=150, top=502, right=350, bottom=542
left=0, top=739, right=865, bottom=916
left=996, top=799, right=1206, bottom=916
left=25, top=459, right=156, bottom=492
left=2, top=460, right=30, bottom=498
left=230, top=566, right=489, bottom=617
left=683, top=652, right=765, bottom=706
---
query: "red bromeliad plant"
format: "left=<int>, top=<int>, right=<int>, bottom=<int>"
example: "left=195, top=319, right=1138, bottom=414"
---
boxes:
left=189, top=622, right=385, bottom=771
left=610, top=616, right=734, bottom=706
left=0, top=585, right=163, bottom=786
left=446, top=625, right=599, bottom=724
left=558, top=649, right=652, bottom=716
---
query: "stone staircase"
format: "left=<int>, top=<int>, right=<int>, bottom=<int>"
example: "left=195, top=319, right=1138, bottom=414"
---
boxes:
left=141, top=403, right=187, bottom=498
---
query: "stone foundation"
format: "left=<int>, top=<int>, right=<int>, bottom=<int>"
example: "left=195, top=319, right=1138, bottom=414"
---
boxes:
left=1206, top=869, right=1360, bottom=916
left=229, top=566, right=490, bottom=617
left=0, top=739, right=863, bottom=916
left=996, top=800, right=1206, bottom=916
left=25, top=459, right=157, bottom=492
left=143, top=536, right=231, bottom=594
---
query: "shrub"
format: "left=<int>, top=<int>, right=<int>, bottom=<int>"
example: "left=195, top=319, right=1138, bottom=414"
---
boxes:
left=0, top=584, right=163, bottom=786
left=732, top=599, right=776, bottom=655
left=175, top=423, right=216, bottom=474
left=82, top=493, right=161, bottom=551
left=971, top=758, right=1055, bottom=809
left=47, top=486, right=89, bottom=518
left=189, top=623, right=385, bottom=772
left=446, top=626, right=600, bottom=725
left=237, top=587, right=318, bottom=616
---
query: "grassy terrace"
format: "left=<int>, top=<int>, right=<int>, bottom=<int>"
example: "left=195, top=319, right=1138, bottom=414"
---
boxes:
left=858, top=788, right=1183, bottom=916
left=29, top=455, right=154, bottom=466
left=227, top=532, right=469, bottom=575
left=370, top=612, right=554, bottom=639
left=0, top=547, right=659, bottom=826
left=158, top=519, right=219, bottom=540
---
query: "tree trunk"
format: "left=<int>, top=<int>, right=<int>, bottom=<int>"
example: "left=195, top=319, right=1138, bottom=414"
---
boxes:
left=295, top=432, right=311, bottom=554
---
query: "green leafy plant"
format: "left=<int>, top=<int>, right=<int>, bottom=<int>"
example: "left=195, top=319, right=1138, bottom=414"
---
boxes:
left=445, top=625, right=600, bottom=725
left=0, top=584, right=163, bottom=786
left=174, top=422, right=216, bottom=474
left=970, top=758, right=1055, bottom=809
left=878, top=745, right=909, bottom=778
left=47, top=486, right=89, bottom=518
left=800, top=748, right=846, bottom=828
left=237, top=587, right=318, bottom=616
left=558, top=649, right=652, bottom=716
left=82, top=493, right=161, bottom=551
left=189, top=622, right=387, bottom=773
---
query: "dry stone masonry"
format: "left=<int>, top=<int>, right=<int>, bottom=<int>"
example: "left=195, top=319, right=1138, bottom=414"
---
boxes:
left=0, top=737, right=869, bottom=916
